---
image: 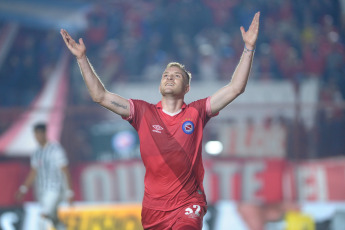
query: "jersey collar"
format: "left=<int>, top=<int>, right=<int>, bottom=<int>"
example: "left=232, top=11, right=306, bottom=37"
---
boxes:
left=156, top=101, right=187, bottom=110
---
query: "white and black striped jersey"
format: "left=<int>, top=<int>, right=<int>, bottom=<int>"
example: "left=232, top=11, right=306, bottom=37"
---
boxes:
left=31, top=142, right=68, bottom=195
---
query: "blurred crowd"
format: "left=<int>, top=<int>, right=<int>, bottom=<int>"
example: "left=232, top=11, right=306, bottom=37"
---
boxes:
left=74, top=0, right=345, bottom=160
left=65, top=0, right=344, bottom=109
left=0, top=0, right=344, bottom=159
left=80, top=0, right=343, bottom=84
left=0, top=0, right=344, bottom=106
left=0, top=27, right=61, bottom=107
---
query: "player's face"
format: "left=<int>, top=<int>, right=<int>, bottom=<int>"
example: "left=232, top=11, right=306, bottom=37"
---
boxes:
left=34, top=130, right=47, bottom=146
left=159, top=66, right=189, bottom=97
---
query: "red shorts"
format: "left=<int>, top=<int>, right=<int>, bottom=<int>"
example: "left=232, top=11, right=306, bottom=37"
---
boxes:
left=141, top=202, right=207, bottom=230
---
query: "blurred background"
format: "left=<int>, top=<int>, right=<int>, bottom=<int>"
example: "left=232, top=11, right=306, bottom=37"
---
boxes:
left=0, top=0, right=345, bottom=229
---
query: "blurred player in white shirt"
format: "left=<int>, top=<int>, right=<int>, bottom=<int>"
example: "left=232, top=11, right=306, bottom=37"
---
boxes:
left=16, top=123, right=73, bottom=230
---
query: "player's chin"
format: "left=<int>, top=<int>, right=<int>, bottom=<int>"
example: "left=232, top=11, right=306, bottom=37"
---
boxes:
left=160, top=87, right=173, bottom=94
left=161, top=90, right=172, bottom=96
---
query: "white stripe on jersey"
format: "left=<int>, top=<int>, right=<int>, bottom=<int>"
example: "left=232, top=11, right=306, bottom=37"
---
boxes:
left=31, top=142, right=68, bottom=195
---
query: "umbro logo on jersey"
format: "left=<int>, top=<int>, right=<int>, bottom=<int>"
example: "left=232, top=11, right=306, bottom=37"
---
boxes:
left=182, top=121, right=194, bottom=134
left=152, top=125, right=164, bottom=133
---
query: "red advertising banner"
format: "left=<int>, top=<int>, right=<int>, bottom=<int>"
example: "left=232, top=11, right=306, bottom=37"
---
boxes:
left=288, top=159, right=345, bottom=201
left=72, top=158, right=345, bottom=203
left=203, top=158, right=286, bottom=203
left=0, top=162, right=31, bottom=207
left=1, top=158, right=345, bottom=207
left=71, top=158, right=286, bottom=203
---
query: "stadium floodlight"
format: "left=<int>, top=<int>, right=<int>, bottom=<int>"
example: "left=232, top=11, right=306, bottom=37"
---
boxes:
left=205, top=141, right=223, bottom=155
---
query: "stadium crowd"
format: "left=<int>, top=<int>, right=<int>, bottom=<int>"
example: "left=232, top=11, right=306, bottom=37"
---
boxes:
left=1, top=0, right=344, bottom=105
left=79, top=0, right=344, bottom=86
left=0, top=0, right=344, bottom=159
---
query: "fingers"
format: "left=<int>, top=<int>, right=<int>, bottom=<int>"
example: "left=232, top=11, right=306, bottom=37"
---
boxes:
left=240, top=26, right=245, bottom=37
left=247, top=11, right=260, bottom=35
left=15, top=192, right=23, bottom=202
left=249, top=12, right=259, bottom=27
left=60, top=29, right=70, bottom=47
left=79, top=38, right=85, bottom=49
left=252, top=11, right=260, bottom=29
left=241, top=11, right=260, bottom=47
left=242, top=11, right=260, bottom=33
left=60, top=29, right=75, bottom=49
left=255, top=11, right=260, bottom=27
left=251, top=12, right=259, bottom=22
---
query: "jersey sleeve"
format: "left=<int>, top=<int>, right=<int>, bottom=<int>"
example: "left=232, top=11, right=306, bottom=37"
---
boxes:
left=53, top=143, right=68, bottom=168
left=30, top=153, right=38, bottom=169
left=206, top=96, right=219, bottom=118
left=121, top=99, right=135, bottom=121
left=122, top=99, right=149, bottom=130
left=189, top=97, right=219, bottom=126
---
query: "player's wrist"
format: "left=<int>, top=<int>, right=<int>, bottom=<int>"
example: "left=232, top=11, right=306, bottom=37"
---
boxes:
left=244, top=44, right=255, bottom=52
left=76, top=54, right=87, bottom=61
left=19, top=185, right=28, bottom=194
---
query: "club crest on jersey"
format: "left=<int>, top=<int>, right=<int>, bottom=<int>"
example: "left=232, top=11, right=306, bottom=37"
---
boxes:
left=152, top=125, right=164, bottom=133
left=182, top=121, right=194, bottom=134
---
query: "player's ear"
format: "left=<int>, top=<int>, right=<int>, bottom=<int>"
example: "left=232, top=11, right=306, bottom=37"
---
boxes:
left=159, top=83, right=163, bottom=94
left=184, top=84, right=190, bottom=94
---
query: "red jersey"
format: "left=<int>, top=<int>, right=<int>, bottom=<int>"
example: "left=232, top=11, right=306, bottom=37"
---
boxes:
left=123, top=97, right=218, bottom=211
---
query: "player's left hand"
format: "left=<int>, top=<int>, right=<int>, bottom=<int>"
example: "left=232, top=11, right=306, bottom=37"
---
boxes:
left=68, top=197, right=73, bottom=206
left=60, top=29, right=86, bottom=60
left=65, top=189, right=74, bottom=206
left=240, top=11, right=260, bottom=50
left=14, top=190, right=24, bottom=202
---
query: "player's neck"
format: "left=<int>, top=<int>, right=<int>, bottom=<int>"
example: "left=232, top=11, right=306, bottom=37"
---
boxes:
left=161, top=96, right=184, bottom=114
left=39, top=140, right=48, bottom=148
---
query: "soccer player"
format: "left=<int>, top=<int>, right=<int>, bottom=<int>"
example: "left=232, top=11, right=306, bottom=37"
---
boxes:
left=61, top=11, right=260, bottom=230
left=15, top=123, right=74, bottom=230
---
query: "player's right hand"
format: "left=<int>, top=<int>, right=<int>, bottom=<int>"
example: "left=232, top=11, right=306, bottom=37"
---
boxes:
left=14, top=190, right=24, bottom=202
left=60, top=29, right=86, bottom=60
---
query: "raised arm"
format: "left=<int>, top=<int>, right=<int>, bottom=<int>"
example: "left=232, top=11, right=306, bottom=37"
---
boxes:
left=60, top=29, right=130, bottom=117
left=210, top=12, right=260, bottom=114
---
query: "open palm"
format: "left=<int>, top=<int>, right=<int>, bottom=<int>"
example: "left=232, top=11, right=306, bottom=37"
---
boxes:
left=60, top=29, right=86, bottom=59
left=240, top=12, right=260, bottom=50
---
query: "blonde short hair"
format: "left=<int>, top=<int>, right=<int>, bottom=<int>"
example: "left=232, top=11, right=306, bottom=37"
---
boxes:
left=166, top=62, right=192, bottom=85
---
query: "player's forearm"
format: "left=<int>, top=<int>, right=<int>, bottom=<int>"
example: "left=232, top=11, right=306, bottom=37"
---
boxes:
left=62, top=167, right=72, bottom=190
left=229, top=47, right=255, bottom=94
left=76, top=56, right=107, bottom=103
left=209, top=47, right=255, bottom=114
left=21, top=169, right=36, bottom=190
